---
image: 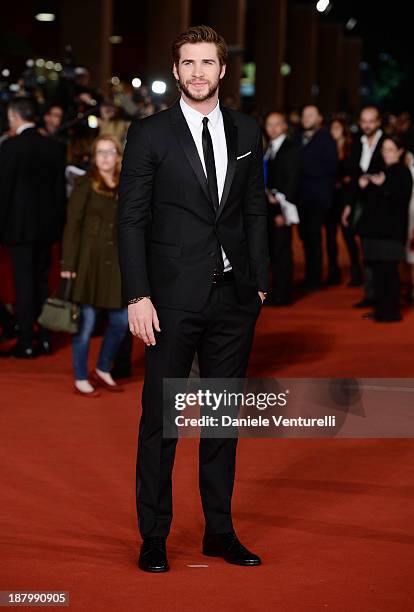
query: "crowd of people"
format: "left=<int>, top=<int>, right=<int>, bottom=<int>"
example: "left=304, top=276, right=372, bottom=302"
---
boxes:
left=1, top=74, right=414, bottom=391
left=263, top=104, right=414, bottom=324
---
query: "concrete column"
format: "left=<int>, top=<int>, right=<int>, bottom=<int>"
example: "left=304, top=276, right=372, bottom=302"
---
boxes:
left=146, top=0, right=191, bottom=102
left=60, top=0, right=113, bottom=92
left=342, top=37, right=363, bottom=113
left=317, top=23, right=344, bottom=113
left=254, top=0, right=287, bottom=113
left=285, top=4, right=318, bottom=110
left=208, top=0, right=246, bottom=107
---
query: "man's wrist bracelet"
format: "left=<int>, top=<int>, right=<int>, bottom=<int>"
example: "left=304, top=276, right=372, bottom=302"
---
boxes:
left=127, top=296, right=151, bottom=305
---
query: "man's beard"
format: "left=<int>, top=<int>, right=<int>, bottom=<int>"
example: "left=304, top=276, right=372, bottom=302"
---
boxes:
left=178, top=76, right=220, bottom=102
left=363, top=128, right=378, bottom=137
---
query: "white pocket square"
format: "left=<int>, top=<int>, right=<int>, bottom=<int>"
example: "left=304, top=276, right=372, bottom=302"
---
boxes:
left=236, top=151, right=251, bottom=160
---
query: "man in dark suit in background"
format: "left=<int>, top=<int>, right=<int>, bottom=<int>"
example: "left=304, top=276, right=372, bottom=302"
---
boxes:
left=0, top=98, right=66, bottom=358
left=264, top=111, right=298, bottom=305
left=118, top=26, right=269, bottom=572
left=342, top=106, right=385, bottom=308
left=295, top=105, right=338, bottom=291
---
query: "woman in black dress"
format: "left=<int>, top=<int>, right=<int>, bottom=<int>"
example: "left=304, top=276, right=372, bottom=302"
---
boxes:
left=357, top=135, right=413, bottom=322
left=327, top=118, right=362, bottom=286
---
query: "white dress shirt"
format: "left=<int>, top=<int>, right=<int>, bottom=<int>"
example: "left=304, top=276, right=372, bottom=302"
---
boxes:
left=180, top=97, right=231, bottom=272
left=264, top=133, right=287, bottom=161
left=360, top=129, right=383, bottom=172
left=16, top=122, right=36, bottom=135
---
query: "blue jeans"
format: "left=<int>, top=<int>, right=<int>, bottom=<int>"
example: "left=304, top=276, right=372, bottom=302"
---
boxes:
left=72, top=305, right=128, bottom=380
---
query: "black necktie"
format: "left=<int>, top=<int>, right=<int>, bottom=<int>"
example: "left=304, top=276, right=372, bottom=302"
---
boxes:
left=202, top=116, right=223, bottom=273
left=202, top=117, right=220, bottom=211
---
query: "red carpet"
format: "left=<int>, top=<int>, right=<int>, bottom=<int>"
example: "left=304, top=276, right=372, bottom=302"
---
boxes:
left=1, top=235, right=414, bottom=610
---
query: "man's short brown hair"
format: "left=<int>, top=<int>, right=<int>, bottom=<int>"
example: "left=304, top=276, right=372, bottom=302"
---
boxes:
left=172, top=25, right=228, bottom=67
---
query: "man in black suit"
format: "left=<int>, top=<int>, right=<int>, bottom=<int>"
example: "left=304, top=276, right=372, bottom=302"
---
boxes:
left=0, top=98, right=66, bottom=358
left=342, top=106, right=385, bottom=308
left=264, top=111, right=298, bottom=305
left=295, top=105, right=338, bottom=291
left=118, top=26, right=269, bottom=572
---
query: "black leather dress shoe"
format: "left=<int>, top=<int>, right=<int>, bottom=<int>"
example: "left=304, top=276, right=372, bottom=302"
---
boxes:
left=353, top=298, right=375, bottom=308
left=362, top=311, right=376, bottom=320
left=202, top=532, right=261, bottom=566
left=375, top=314, right=402, bottom=323
left=138, top=537, right=169, bottom=573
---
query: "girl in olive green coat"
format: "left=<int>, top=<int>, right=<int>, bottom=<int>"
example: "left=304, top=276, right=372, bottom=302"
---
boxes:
left=61, top=135, right=128, bottom=396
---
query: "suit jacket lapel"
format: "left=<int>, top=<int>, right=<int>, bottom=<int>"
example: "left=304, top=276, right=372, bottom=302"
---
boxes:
left=170, top=101, right=213, bottom=211
left=217, top=105, right=237, bottom=220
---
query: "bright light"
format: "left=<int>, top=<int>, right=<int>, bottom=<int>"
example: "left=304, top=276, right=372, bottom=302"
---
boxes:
left=316, top=0, right=330, bottom=13
left=132, top=77, right=142, bottom=88
left=35, top=13, right=55, bottom=22
left=35, top=58, right=45, bottom=68
left=346, top=18, right=357, bottom=31
left=45, top=61, right=54, bottom=70
left=1, top=69, right=10, bottom=78
left=152, top=80, right=166, bottom=94
left=88, top=115, right=98, bottom=129
left=54, top=62, right=62, bottom=71
left=111, top=76, right=120, bottom=86
left=109, top=35, right=123, bottom=44
left=26, top=59, right=34, bottom=67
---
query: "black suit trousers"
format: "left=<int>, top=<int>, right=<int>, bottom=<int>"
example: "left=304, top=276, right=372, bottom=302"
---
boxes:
left=298, top=201, right=325, bottom=286
left=9, top=241, right=52, bottom=346
left=371, top=260, right=400, bottom=319
left=136, top=280, right=262, bottom=538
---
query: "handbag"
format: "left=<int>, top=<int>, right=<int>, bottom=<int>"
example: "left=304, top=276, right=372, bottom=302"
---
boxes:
left=38, top=279, right=80, bottom=334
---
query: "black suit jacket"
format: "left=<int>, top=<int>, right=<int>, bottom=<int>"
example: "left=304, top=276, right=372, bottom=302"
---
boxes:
left=266, top=137, right=298, bottom=216
left=346, top=131, right=385, bottom=206
left=0, top=128, right=66, bottom=245
left=295, top=127, right=338, bottom=210
left=118, top=100, right=269, bottom=311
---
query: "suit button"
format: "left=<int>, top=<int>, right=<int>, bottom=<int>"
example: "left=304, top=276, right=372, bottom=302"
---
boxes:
left=210, top=252, right=215, bottom=257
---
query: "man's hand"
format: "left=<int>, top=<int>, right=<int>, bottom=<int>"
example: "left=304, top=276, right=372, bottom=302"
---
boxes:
left=342, top=205, right=352, bottom=227
left=358, top=174, right=370, bottom=189
left=128, top=298, right=161, bottom=346
left=274, top=214, right=285, bottom=228
left=258, top=291, right=266, bottom=304
left=61, top=271, right=77, bottom=279
left=266, top=189, right=279, bottom=205
left=370, top=171, right=385, bottom=186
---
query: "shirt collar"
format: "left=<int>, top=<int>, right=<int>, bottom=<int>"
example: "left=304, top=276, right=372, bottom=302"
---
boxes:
left=271, top=134, right=287, bottom=149
left=361, top=129, right=382, bottom=148
left=180, top=97, right=221, bottom=129
left=16, top=122, right=36, bottom=135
